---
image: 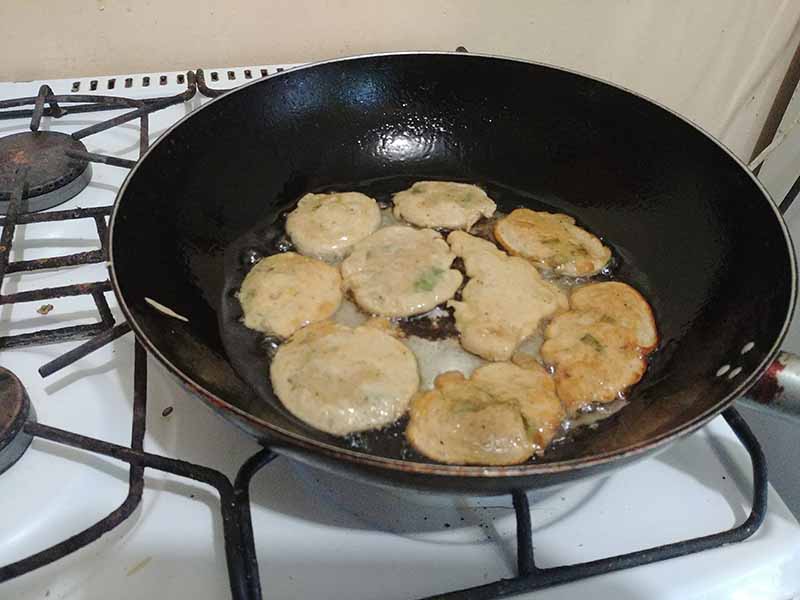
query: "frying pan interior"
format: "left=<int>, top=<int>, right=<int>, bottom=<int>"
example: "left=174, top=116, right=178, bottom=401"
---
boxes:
left=110, top=53, right=794, bottom=480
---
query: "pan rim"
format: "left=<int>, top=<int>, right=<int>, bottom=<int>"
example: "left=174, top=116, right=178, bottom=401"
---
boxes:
left=108, top=50, right=797, bottom=478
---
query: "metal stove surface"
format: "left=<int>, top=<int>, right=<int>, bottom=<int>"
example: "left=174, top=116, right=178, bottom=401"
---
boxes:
left=0, top=67, right=799, bottom=600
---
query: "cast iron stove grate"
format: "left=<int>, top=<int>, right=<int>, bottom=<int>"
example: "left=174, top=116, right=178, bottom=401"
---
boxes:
left=0, top=68, right=785, bottom=600
left=0, top=73, right=197, bottom=352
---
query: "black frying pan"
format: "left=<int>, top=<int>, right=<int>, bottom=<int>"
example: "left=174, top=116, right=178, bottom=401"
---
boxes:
left=108, top=53, right=795, bottom=495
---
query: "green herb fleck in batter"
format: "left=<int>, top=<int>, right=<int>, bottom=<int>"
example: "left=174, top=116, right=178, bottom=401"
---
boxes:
left=580, top=333, right=605, bottom=352
left=414, top=267, right=445, bottom=292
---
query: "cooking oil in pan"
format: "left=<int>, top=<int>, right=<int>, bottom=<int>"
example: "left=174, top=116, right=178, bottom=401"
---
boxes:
left=219, top=175, right=649, bottom=464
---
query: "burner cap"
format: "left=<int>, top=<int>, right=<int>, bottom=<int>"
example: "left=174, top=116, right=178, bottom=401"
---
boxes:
left=0, top=367, right=36, bottom=475
left=0, top=131, right=92, bottom=214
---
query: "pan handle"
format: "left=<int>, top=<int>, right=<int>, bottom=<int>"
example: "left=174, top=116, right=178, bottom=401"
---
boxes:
left=738, top=351, right=800, bottom=424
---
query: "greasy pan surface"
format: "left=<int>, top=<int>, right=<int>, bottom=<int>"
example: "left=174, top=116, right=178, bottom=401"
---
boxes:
left=109, top=53, right=795, bottom=494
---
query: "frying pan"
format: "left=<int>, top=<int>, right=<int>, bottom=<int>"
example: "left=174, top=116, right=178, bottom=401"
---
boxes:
left=108, top=52, right=796, bottom=495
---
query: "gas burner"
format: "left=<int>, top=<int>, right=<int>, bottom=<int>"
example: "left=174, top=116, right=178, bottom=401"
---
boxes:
left=0, top=78, right=200, bottom=216
left=0, top=367, right=35, bottom=475
left=0, top=131, right=91, bottom=214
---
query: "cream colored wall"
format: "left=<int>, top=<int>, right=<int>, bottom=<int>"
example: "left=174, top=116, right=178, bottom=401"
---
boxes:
left=1, top=1, right=799, bottom=159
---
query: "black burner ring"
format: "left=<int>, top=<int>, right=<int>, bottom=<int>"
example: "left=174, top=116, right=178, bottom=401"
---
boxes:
left=0, top=367, right=36, bottom=475
left=0, top=131, right=91, bottom=214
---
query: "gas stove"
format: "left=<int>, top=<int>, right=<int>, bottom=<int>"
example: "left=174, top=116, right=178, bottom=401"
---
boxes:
left=1, top=64, right=800, bottom=600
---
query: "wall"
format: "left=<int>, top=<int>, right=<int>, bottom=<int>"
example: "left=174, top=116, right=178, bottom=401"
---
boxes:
left=1, top=0, right=799, bottom=160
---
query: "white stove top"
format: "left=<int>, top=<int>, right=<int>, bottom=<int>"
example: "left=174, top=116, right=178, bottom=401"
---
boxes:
left=1, top=66, right=799, bottom=600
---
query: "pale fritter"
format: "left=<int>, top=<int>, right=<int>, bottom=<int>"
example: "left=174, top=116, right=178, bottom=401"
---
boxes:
left=392, top=181, right=496, bottom=230
left=285, top=192, right=381, bottom=262
left=541, top=311, right=646, bottom=415
left=270, top=321, right=419, bottom=435
left=406, top=358, right=565, bottom=465
left=570, top=282, right=657, bottom=350
left=238, top=252, right=342, bottom=338
left=494, top=209, right=611, bottom=276
left=340, top=226, right=463, bottom=317
left=541, top=282, right=657, bottom=416
left=447, top=231, right=568, bottom=361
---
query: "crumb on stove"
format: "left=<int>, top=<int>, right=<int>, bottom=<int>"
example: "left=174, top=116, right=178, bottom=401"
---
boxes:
left=125, top=555, right=152, bottom=577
